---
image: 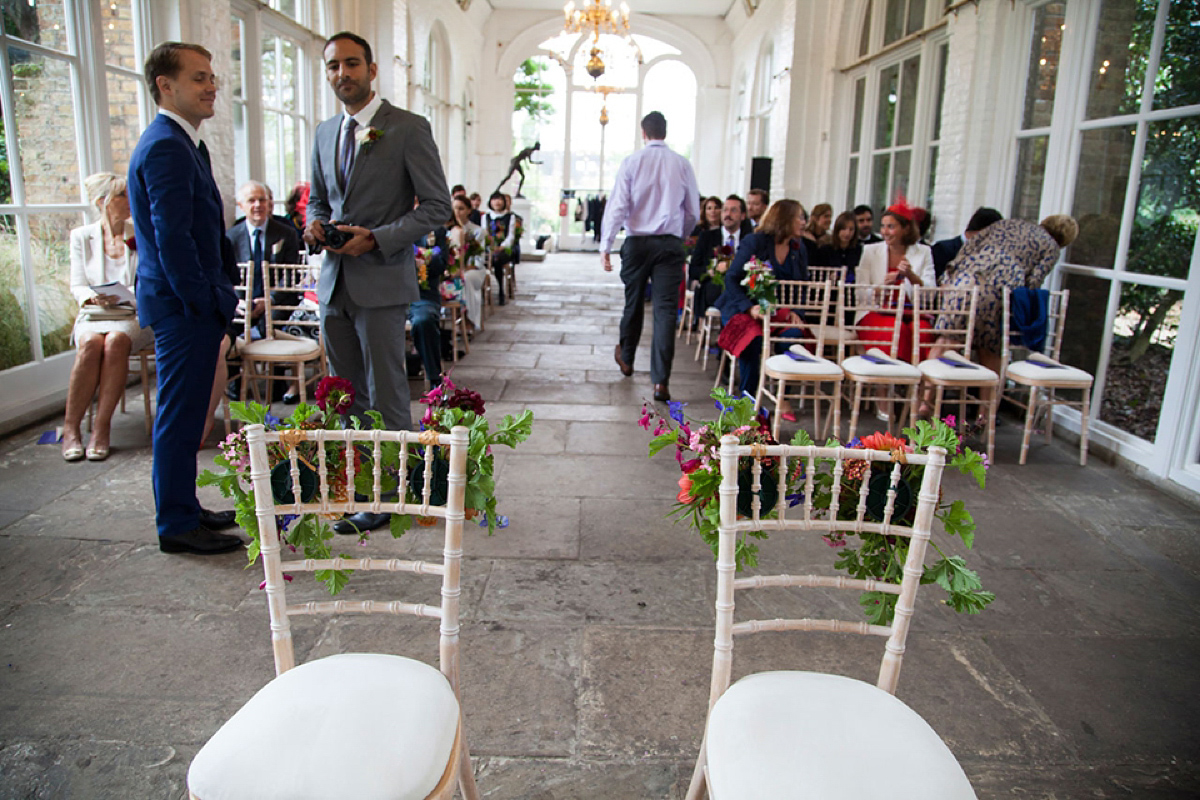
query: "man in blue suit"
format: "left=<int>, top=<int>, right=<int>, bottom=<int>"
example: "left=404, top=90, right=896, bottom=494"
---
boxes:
left=128, top=42, right=242, bottom=555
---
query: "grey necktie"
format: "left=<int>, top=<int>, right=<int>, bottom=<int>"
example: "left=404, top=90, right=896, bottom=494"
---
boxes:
left=339, top=118, right=358, bottom=190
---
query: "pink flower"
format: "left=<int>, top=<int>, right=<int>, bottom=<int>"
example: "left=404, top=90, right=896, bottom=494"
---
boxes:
left=638, top=405, right=652, bottom=430
left=677, top=474, right=695, bottom=504
left=258, top=574, right=294, bottom=590
left=680, top=458, right=702, bottom=474
left=653, top=419, right=668, bottom=436
left=941, top=414, right=957, bottom=428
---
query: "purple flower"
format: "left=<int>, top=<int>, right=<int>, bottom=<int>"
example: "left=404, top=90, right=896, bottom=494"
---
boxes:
left=478, top=514, right=510, bottom=529
left=277, top=513, right=298, bottom=532
left=786, top=492, right=805, bottom=508
left=714, top=399, right=735, bottom=413
left=667, top=400, right=687, bottom=425
left=264, top=413, right=282, bottom=429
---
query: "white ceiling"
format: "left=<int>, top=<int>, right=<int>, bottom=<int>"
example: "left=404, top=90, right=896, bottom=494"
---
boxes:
left=486, top=0, right=737, bottom=17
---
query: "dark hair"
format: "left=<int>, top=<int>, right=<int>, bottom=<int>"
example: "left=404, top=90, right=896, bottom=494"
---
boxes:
left=758, top=199, right=803, bottom=244
left=451, top=184, right=466, bottom=196
left=829, top=211, right=858, bottom=251
left=747, top=188, right=769, bottom=207
left=324, top=31, right=373, bottom=65
left=918, top=211, right=932, bottom=240
left=700, top=196, right=721, bottom=228
left=641, top=111, right=667, bottom=140
left=882, top=210, right=920, bottom=247
left=853, top=204, right=874, bottom=217
left=726, top=194, right=747, bottom=215
left=449, top=194, right=471, bottom=227
left=144, top=42, right=212, bottom=104
left=966, top=206, right=1003, bottom=233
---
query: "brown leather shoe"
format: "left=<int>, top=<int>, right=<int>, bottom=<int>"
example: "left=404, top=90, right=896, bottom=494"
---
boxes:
left=653, top=383, right=670, bottom=402
left=614, top=345, right=633, bottom=377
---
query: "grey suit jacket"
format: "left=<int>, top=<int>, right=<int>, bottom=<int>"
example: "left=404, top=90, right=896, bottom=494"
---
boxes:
left=308, top=99, right=452, bottom=308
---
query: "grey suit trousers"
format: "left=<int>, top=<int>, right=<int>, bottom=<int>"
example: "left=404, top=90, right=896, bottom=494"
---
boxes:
left=321, top=278, right=411, bottom=431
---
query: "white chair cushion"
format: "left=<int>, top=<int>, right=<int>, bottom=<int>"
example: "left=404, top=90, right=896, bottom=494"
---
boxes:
left=240, top=338, right=322, bottom=359
left=707, top=672, right=976, bottom=800
left=1006, top=356, right=1093, bottom=386
left=188, top=653, right=459, bottom=800
left=918, top=350, right=998, bottom=383
left=842, top=348, right=921, bottom=379
left=764, top=345, right=844, bottom=377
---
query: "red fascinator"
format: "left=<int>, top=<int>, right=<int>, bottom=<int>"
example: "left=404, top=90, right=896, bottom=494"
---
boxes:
left=886, top=194, right=926, bottom=225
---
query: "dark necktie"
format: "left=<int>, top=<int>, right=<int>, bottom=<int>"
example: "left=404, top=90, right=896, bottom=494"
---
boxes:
left=252, top=229, right=264, bottom=297
left=339, top=118, right=358, bottom=190
left=198, top=140, right=211, bottom=171
left=727, top=234, right=735, bottom=249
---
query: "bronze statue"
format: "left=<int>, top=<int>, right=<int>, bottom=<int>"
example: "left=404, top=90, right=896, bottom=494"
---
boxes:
left=495, top=141, right=541, bottom=198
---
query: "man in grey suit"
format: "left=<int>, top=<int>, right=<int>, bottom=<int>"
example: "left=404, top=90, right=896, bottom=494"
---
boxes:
left=306, top=31, right=451, bottom=533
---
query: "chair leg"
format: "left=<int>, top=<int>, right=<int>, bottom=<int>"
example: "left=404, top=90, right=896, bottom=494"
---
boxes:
left=456, top=722, right=481, bottom=800
left=830, top=381, right=841, bottom=442
left=1020, top=387, right=1036, bottom=465
left=848, top=382, right=862, bottom=441
left=685, top=730, right=710, bottom=800
left=985, top=385, right=998, bottom=466
left=1045, top=388, right=1055, bottom=442
left=1080, top=387, right=1091, bottom=466
left=140, top=354, right=154, bottom=436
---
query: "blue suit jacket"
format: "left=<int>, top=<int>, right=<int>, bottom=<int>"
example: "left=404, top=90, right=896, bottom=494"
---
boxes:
left=713, top=232, right=809, bottom=323
left=128, top=115, right=236, bottom=328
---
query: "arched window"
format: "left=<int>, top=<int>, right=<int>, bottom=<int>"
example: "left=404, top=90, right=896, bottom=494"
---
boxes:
left=842, top=0, right=948, bottom=223
left=752, top=41, right=774, bottom=157
left=423, top=26, right=450, bottom=156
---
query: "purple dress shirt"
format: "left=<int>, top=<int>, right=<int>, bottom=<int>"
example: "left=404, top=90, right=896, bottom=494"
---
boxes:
left=599, top=139, right=700, bottom=254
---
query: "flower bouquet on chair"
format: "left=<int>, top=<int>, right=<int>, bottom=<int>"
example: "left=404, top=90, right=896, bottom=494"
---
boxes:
left=741, top=256, right=777, bottom=313
left=706, top=244, right=735, bottom=288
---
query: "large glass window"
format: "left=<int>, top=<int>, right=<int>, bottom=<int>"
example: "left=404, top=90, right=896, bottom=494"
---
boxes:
left=101, top=0, right=145, bottom=175
left=1011, top=2, right=1067, bottom=220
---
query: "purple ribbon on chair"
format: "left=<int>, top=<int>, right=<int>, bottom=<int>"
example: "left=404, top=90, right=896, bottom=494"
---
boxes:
left=861, top=353, right=893, bottom=364
left=1027, top=354, right=1068, bottom=369
left=937, top=357, right=980, bottom=369
left=788, top=350, right=817, bottom=362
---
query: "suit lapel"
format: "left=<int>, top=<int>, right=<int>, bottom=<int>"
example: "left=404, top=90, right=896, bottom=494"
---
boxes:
left=343, top=101, right=391, bottom=200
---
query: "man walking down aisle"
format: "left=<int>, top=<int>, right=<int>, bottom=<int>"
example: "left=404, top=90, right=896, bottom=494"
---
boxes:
left=601, top=111, right=700, bottom=403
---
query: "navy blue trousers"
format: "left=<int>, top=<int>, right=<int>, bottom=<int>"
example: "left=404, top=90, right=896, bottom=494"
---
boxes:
left=151, top=311, right=224, bottom=538
left=408, top=300, right=443, bottom=389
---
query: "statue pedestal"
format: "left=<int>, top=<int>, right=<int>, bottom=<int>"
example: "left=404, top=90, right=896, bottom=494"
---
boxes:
left=510, top=197, right=542, bottom=260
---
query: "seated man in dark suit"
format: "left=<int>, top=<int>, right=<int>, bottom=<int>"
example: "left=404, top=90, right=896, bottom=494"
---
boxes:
left=228, top=180, right=302, bottom=334
left=931, top=206, right=1002, bottom=282
left=689, top=194, right=753, bottom=323
left=855, top=204, right=882, bottom=244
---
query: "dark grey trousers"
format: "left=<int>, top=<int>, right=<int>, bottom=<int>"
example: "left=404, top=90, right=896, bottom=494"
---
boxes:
left=618, top=234, right=685, bottom=385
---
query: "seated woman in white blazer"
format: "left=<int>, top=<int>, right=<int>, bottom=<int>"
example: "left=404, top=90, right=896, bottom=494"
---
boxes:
left=62, top=172, right=152, bottom=462
left=852, top=199, right=936, bottom=364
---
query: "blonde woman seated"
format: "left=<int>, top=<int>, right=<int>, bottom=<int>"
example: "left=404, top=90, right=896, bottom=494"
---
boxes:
left=853, top=198, right=936, bottom=364
left=445, top=194, right=488, bottom=329
left=62, top=172, right=153, bottom=462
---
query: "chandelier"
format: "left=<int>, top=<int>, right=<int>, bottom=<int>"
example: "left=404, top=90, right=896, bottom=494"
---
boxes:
left=563, top=0, right=633, bottom=80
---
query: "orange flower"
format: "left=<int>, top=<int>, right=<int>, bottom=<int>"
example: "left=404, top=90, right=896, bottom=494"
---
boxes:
left=677, top=474, right=695, bottom=504
left=859, top=431, right=911, bottom=453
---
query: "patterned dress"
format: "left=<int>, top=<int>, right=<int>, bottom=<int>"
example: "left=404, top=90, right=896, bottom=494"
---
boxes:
left=936, top=219, right=1061, bottom=353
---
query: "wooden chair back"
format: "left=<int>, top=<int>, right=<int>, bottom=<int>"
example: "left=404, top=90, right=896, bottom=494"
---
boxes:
left=262, top=262, right=322, bottom=340
left=703, top=435, right=949, bottom=712
left=763, top=279, right=833, bottom=355
left=244, top=423, right=471, bottom=683
left=1001, top=288, right=1069, bottom=367
left=837, top=283, right=910, bottom=362
left=913, top=285, right=978, bottom=357
left=807, top=265, right=846, bottom=286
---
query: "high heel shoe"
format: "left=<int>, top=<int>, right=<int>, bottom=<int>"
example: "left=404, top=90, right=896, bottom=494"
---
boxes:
left=86, top=446, right=110, bottom=461
left=62, top=445, right=85, bottom=462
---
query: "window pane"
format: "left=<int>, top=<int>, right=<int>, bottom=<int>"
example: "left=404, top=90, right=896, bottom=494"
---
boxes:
left=1011, top=135, right=1049, bottom=221
left=892, top=148, right=911, bottom=203
left=1085, top=0, right=1155, bottom=120
left=231, top=19, right=245, bottom=105
left=926, top=145, right=938, bottom=211
left=874, top=64, right=899, bottom=149
left=872, top=152, right=891, bottom=219
left=1022, top=1, right=1066, bottom=130
left=1105, top=281, right=1181, bottom=442
left=2, top=0, right=69, bottom=54
left=1068, top=126, right=1135, bottom=268
left=264, top=110, right=281, bottom=199
left=0, top=215, right=34, bottom=369
left=106, top=70, right=142, bottom=176
left=1060, top=271, right=1109, bottom=374
left=101, top=0, right=136, bottom=70
left=851, top=77, right=865, bottom=154
left=262, top=36, right=280, bottom=108
left=884, top=0, right=906, bottom=45
left=0, top=113, right=12, bottom=203
left=906, top=0, right=926, bottom=36
left=280, top=40, right=297, bottom=113
left=930, top=43, right=947, bottom=141
left=268, top=0, right=298, bottom=21
left=896, top=56, right=920, bottom=147
left=847, top=156, right=859, bottom=210
left=30, top=213, right=78, bottom=360
left=1127, top=117, right=1198, bottom=280
left=8, top=48, right=82, bottom=205
left=1155, top=0, right=1200, bottom=110
left=859, top=0, right=873, bottom=56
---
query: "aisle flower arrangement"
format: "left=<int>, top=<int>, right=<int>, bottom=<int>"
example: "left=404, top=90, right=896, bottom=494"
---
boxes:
left=706, top=244, right=735, bottom=288
left=199, top=375, right=533, bottom=594
left=641, top=388, right=993, bottom=624
left=741, top=256, right=776, bottom=312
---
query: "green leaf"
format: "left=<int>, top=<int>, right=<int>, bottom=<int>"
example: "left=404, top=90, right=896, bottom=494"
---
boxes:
left=789, top=429, right=815, bottom=446
left=859, top=591, right=897, bottom=625
left=389, top=513, right=412, bottom=539
left=315, top=568, right=352, bottom=595
left=364, top=410, right=385, bottom=430
left=229, top=401, right=269, bottom=425
left=952, top=448, right=987, bottom=489
left=648, top=429, right=681, bottom=457
left=939, top=500, right=976, bottom=548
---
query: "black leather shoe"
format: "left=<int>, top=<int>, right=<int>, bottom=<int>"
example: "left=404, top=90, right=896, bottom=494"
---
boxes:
left=198, top=507, right=237, bottom=530
left=653, top=383, right=670, bottom=402
left=159, top=526, right=244, bottom=555
left=333, top=511, right=392, bottom=535
left=614, top=345, right=633, bottom=377
left=282, top=392, right=300, bottom=405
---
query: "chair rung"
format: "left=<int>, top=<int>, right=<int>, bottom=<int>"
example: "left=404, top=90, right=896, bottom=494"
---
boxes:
left=279, top=557, right=446, bottom=575
left=734, top=573, right=902, bottom=595
left=732, top=617, right=892, bottom=637
left=286, top=600, right=444, bottom=618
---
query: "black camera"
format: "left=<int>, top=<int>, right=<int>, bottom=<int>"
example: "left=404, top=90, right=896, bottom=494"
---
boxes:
left=320, top=221, right=354, bottom=250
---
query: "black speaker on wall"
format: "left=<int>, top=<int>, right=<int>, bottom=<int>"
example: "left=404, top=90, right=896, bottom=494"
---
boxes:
left=750, top=157, right=772, bottom=191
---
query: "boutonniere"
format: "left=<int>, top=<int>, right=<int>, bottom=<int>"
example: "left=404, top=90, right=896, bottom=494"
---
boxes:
left=271, top=239, right=283, bottom=256
left=355, top=126, right=383, bottom=148
left=789, top=239, right=801, bottom=251
left=124, top=236, right=137, bottom=252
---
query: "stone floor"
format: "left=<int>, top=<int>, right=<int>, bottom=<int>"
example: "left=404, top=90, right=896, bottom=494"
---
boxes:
left=2, top=252, right=1199, bottom=799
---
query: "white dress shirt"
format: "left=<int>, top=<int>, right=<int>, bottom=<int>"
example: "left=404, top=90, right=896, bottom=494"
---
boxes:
left=599, top=139, right=700, bottom=254
left=339, top=92, right=384, bottom=172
